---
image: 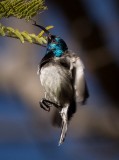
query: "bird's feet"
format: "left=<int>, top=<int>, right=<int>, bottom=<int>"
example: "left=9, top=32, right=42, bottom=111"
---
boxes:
left=40, top=99, right=51, bottom=112
left=39, top=98, right=60, bottom=112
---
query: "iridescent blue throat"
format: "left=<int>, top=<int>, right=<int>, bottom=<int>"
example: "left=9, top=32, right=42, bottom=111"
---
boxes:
left=46, top=37, right=68, bottom=57
left=47, top=44, right=64, bottom=57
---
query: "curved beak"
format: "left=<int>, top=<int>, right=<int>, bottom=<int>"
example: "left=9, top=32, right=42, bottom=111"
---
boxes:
left=33, top=21, right=50, bottom=35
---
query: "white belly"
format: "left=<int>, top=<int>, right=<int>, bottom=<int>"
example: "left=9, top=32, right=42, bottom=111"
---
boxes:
left=40, top=64, right=73, bottom=105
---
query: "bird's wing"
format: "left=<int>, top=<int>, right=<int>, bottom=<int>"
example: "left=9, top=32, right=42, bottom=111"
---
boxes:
left=71, top=57, right=89, bottom=103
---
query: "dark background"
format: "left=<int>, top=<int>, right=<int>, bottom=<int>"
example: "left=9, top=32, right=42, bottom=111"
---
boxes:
left=0, top=0, right=119, bottom=159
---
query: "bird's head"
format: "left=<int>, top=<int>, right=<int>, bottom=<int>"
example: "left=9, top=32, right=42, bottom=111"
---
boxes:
left=33, top=22, right=68, bottom=57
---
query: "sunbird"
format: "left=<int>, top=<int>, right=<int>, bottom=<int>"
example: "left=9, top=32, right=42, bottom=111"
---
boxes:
left=34, top=22, right=89, bottom=146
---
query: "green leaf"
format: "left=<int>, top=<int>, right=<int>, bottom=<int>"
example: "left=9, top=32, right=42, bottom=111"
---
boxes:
left=0, top=0, right=47, bottom=20
left=0, top=23, right=53, bottom=46
left=21, top=31, right=33, bottom=43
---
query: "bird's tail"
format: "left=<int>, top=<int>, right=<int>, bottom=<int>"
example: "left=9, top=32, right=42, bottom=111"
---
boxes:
left=52, top=100, right=76, bottom=146
left=52, top=99, right=76, bottom=127
left=58, top=118, right=67, bottom=146
left=58, top=106, right=68, bottom=146
left=52, top=99, right=76, bottom=146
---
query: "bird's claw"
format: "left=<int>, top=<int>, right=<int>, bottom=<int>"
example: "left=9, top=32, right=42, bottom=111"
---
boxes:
left=40, top=104, right=50, bottom=112
left=39, top=98, right=61, bottom=112
left=39, top=100, right=50, bottom=112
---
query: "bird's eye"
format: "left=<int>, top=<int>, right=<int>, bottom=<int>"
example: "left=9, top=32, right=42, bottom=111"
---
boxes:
left=52, top=39, right=56, bottom=43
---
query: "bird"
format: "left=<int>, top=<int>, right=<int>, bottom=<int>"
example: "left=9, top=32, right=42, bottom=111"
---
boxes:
left=33, top=22, right=89, bottom=146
